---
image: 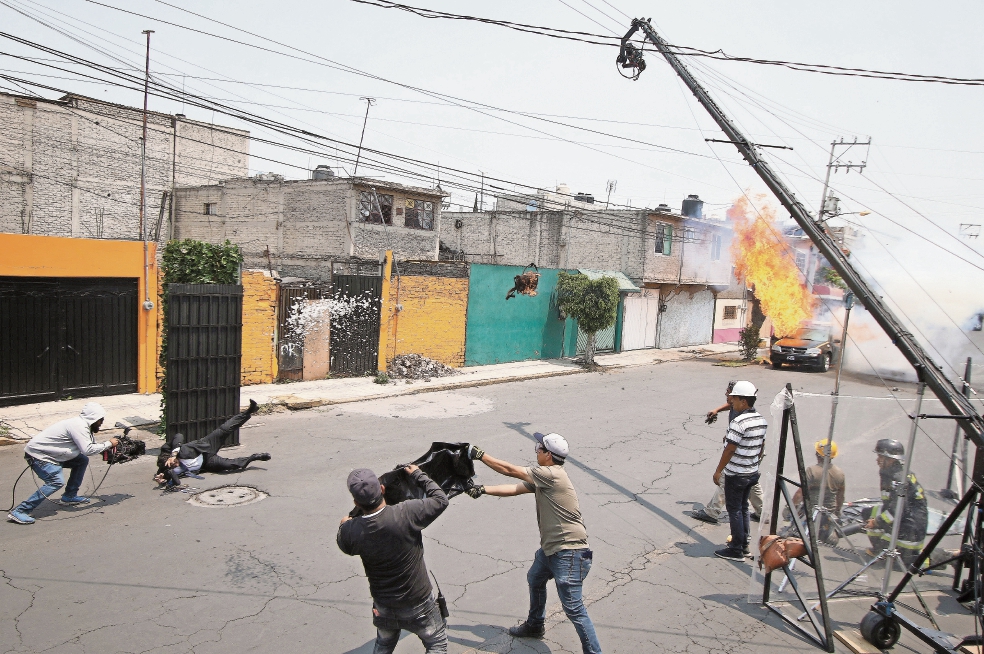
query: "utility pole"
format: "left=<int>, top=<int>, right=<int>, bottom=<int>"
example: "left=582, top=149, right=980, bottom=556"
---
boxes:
left=617, top=19, right=984, bottom=448
left=139, top=29, right=154, bottom=312
left=353, top=97, right=375, bottom=176
left=806, top=139, right=869, bottom=291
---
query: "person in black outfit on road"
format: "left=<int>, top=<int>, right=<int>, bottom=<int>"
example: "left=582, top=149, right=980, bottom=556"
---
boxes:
left=154, top=400, right=271, bottom=489
left=337, top=465, right=449, bottom=654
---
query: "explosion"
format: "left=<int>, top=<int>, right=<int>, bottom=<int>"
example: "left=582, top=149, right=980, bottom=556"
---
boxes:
left=728, top=195, right=815, bottom=337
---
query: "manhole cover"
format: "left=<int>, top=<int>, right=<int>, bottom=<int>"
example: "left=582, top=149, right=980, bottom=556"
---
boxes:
left=188, top=486, right=267, bottom=508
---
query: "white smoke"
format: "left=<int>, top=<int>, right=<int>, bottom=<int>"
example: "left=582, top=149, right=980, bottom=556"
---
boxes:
left=823, top=227, right=984, bottom=383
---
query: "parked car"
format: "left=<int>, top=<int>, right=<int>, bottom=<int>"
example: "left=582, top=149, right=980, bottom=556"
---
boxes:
left=771, top=327, right=837, bottom=372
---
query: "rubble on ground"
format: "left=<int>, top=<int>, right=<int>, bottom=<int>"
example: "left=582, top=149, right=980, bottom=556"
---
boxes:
left=388, top=354, right=460, bottom=380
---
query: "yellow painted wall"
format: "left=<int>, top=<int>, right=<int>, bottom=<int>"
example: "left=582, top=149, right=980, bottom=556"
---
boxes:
left=382, top=272, right=469, bottom=368
left=241, top=270, right=279, bottom=385
left=0, top=233, right=159, bottom=394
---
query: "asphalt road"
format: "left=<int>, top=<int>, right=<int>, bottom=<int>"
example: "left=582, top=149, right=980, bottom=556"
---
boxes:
left=0, top=359, right=974, bottom=653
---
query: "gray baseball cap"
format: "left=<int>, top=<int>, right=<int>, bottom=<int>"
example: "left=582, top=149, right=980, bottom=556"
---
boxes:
left=347, top=468, right=382, bottom=506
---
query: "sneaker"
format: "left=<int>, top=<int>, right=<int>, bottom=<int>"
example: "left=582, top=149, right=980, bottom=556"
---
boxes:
left=743, top=548, right=753, bottom=559
left=508, top=622, right=545, bottom=639
left=750, top=512, right=761, bottom=523
left=7, top=510, right=35, bottom=524
left=687, top=509, right=720, bottom=524
left=256, top=453, right=271, bottom=461
left=248, top=399, right=259, bottom=414
left=714, top=547, right=746, bottom=562
left=59, top=495, right=91, bottom=505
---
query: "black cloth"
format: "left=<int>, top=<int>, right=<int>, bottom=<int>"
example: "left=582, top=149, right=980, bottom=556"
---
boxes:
left=337, top=469, right=449, bottom=609
left=378, top=442, right=475, bottom=505
left=156, top=407, right=257, bottom=485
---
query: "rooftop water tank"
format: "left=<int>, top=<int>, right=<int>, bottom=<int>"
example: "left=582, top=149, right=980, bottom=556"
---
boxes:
left=312, top=165, right=335, bottom=181
left=682, top=194, right=703, bottom=218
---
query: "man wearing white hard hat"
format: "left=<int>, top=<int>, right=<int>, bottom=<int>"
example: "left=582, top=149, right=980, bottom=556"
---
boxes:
left=711, top=381, right=768, bottom=562
left=465, top=433, right=602, bottom=654
left=7, top=402, right=119, bottom=525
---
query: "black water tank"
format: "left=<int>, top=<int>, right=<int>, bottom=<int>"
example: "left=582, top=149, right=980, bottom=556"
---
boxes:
left=682, top=194, right=703, bottom=218
left=312, top=165, right=335, bottom=181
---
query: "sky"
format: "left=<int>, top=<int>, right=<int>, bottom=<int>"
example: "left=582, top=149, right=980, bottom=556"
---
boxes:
left=2, top=0, right=983, bottom=378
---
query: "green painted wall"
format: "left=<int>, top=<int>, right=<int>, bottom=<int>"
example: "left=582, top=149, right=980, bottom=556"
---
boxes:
left=465, top=264, right=578, bottom=365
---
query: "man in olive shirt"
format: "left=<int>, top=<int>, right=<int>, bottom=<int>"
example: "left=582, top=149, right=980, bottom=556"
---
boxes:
left=467, top=432, right=601, bottom=654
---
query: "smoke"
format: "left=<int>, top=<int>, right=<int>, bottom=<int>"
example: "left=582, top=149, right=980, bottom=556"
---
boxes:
left=820, top=226, right=984, bottom=383
left=728, top=195, right=815, bottom=336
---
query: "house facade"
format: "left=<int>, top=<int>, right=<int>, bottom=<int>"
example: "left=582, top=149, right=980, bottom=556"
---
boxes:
left=0, top=92, right=249, bottom=243
left=174, top=176, right=445, bottom=281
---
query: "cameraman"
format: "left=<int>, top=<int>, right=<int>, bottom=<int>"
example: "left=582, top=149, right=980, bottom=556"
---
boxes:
left=7, top=403, right=118, bottom=525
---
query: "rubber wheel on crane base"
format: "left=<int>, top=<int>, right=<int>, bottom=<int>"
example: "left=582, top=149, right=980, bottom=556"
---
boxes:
left=860, top=610, right=901, bottom=649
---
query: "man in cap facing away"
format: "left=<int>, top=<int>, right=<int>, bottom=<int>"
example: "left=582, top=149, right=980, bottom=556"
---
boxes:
left=337, top=464, right=449, bottom=653
left=8, top=402, right=119, bottom=524
left=466, top=432, right=602, bottom=654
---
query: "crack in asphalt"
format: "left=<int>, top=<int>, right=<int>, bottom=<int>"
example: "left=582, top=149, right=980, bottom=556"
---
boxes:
left=1, top=567, right=37, bottom=654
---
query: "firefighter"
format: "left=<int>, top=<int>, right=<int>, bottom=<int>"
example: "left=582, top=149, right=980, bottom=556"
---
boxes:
left=865, top=438, right=928, bottom=568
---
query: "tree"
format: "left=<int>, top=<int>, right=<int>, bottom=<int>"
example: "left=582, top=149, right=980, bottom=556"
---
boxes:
left=556, top=272, right=620, bottom=367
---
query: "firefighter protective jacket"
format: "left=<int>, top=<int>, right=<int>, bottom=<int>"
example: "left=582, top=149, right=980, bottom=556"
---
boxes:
left=868, top=466, right=928, bottom=553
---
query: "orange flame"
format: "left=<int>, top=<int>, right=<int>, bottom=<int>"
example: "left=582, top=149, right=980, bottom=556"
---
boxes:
left=728, top=195, right=815, bottom=337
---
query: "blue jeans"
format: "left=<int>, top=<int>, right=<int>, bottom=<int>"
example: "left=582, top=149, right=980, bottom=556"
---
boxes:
left=15, top=454, right=89, bottom=514
left=372, top=594, right=447, bottom=654
left=724, top=472, right=760, bottom=553
left=526, top=548, right=602, bottom=654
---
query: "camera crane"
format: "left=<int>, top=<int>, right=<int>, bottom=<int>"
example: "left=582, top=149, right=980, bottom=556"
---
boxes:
left=615, top=18, right=984, bottom=652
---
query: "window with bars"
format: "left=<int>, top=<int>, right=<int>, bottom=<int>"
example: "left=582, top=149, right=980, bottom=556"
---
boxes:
left=711, top=234, right=722, bottom=261
left=723, top=305, right=738, bottom=320
left=405, top=199, right=434, bottom=230
left=654, top=223, right=672, bottom=256
left=359, top=191, right=394, bottom=225
left=204, top=202, right=217, bottom=215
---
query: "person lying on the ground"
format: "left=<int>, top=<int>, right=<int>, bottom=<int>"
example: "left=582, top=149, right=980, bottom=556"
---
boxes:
left=8, top=402, right=119, bottom=525
left=154, top=400, right=269, bottom=489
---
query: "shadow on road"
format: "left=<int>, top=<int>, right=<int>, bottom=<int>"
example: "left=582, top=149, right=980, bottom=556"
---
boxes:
left=503, top=421, right=716, bottom=548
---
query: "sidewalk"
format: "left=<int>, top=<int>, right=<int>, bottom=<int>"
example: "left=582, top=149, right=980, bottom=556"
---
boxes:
left=0, top=342, right=740, bottom=442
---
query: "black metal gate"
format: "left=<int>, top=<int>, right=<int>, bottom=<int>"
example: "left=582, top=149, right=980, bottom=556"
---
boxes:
left=165, top=284, right=242, bottom=447
left=329, top=274, right=382, bottom=376
left=277, top=284, right=323, bottom=381
left=0, top=277, right=137, bottom=407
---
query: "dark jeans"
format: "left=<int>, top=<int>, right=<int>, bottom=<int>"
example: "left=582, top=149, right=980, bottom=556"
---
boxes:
left=372, top=595, right=447, bottom=654
left=15, top=453, right=89, bottom=513
left=724, top=472, right=760, bottom=553
left=527, top=548, right=602, bottom=654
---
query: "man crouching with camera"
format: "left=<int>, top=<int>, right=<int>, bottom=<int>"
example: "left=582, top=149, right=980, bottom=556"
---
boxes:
left=337, top=465, right=449, bottom=653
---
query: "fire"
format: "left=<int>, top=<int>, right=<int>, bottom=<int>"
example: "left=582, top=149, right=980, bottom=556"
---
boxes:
left=728, top=195, right=815, bottom=337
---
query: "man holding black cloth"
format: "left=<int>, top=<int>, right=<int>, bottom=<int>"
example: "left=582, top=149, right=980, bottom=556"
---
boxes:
left=337, top=464, right=449, bottom=653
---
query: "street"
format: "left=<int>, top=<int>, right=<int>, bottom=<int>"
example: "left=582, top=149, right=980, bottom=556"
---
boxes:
left=0, top=358, right=972, bottom=653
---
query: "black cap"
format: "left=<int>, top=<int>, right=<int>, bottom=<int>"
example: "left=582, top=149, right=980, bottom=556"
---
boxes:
left=347, top=468, right=382, bottom=506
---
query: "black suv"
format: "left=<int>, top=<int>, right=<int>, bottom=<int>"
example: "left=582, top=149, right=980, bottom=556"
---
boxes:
left=771, top=327, right=836, bottom=372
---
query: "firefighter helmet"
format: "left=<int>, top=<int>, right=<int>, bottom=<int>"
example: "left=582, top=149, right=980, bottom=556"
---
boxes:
left=873, top=438, right=905, bottom=461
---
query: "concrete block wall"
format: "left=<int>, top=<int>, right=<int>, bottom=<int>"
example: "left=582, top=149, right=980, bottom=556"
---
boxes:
left=175, top=178, right=443, bottom=275
left=241, top=270, right=279, bottom=385
left=0, top=93, right=248, bottom=243
left=439, top=211, right=565, bottom=267
left=381, top=262, right=469, bottom=368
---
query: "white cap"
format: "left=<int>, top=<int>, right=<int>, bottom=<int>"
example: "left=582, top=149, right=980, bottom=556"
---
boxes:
left=728, top=381, right=758, bottom=397
left=534, top=432, right=569, bottom=460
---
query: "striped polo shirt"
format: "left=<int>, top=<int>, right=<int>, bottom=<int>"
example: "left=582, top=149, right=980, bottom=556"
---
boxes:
left=724, top=409, right=768, bottom=476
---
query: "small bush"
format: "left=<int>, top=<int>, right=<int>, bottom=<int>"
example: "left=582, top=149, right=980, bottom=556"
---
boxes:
left=738, top=321, right=764, bottom=362
left=374, top=372, right=390, bottom=385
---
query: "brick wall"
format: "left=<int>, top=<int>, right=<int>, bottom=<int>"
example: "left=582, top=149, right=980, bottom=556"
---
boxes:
left=0, top=93, right=248, bottom=243
left=241, top=269, right=279, bottom=385
left=174, top=178, right=443, bottom=275
left=381, top=263, right=469, bottom=368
